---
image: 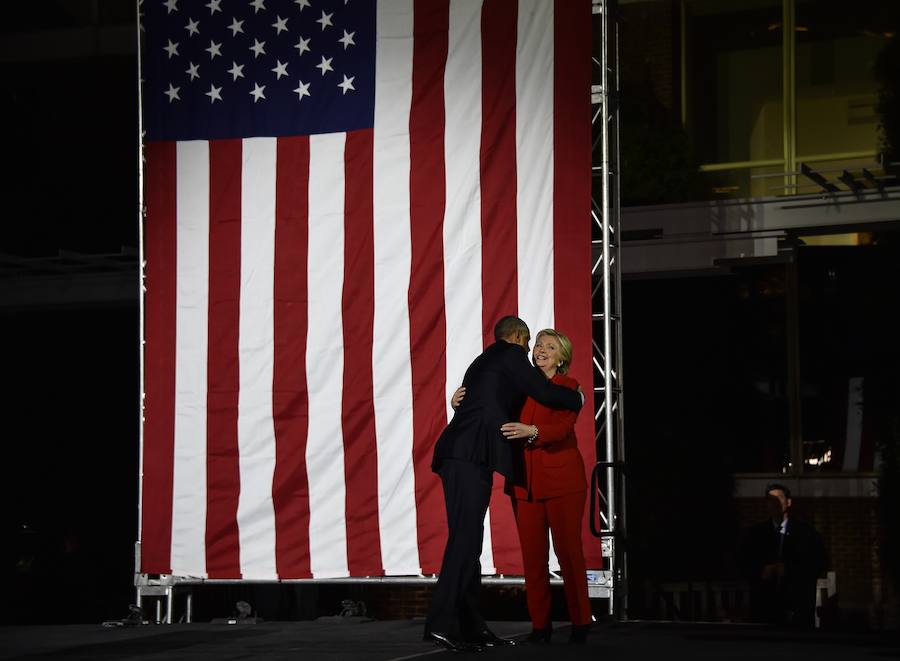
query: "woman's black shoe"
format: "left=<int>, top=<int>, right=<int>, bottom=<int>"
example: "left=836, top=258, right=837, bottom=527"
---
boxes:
left=527, top=628, right=552, bottom=644
left=569, top=624, right=589, bottom=644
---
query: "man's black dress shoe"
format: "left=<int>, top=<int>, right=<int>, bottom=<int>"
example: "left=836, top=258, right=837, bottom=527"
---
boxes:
left=470, top=629, right=516, bottom=647
left=424, top=631, right=484, bottom=653
left=527, top=628, right=552, bottom=644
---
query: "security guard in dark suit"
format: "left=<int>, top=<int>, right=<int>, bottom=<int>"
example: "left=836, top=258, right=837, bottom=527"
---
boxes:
left=424, top=316, right=583, bottom=652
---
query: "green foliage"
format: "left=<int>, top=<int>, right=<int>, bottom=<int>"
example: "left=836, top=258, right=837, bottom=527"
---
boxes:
left=617, top=81, right=704, bottom=206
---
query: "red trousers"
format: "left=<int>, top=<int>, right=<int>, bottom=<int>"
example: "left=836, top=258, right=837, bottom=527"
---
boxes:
left=512, top=490, right=592, bottom=629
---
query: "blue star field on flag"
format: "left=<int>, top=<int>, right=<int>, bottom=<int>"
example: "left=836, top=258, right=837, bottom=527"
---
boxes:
left=142, top=0, right=376, bottom=141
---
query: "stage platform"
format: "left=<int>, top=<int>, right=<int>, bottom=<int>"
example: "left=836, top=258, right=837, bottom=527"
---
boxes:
left=1, top=619, right=897, bottom=661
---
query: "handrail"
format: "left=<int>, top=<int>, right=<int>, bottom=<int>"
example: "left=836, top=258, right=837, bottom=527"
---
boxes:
left=590, top=461, right=625, bottom=539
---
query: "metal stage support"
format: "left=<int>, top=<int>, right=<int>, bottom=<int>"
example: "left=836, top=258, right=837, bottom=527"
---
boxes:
left=590, top=0, right=627, bottom=618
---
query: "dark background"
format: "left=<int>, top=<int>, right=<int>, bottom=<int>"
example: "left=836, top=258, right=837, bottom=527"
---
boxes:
left=2, top=0, right=899, bottom=626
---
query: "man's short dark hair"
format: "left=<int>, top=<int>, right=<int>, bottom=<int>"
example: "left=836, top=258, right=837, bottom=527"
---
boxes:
left=494, top=315, right=529, bottom=341
left=766, top=483, right=791, bottom=500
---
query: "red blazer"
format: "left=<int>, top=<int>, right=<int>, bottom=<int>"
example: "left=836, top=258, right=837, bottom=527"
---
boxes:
left=505, top=373, right=587, bottom=501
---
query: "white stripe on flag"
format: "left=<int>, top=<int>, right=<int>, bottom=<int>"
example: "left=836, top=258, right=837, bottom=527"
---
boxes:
left=372, top=0, right=421, bottom=576
left=171, top=140, right=210, bottom=578
left=236, top=137, right=278, bottom=579
left=443, top=0, right=493, bottom=575
left=443, top=0, right=484, bottom=422
left=516, top=1, right=560, bottom=572
left=516, top=0, right=555, bottom=338
left=306, top=133, right=350, bottom=578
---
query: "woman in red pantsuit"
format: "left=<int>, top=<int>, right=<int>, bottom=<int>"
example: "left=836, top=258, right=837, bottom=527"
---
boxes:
left=453, top=329, right=591, bottom=644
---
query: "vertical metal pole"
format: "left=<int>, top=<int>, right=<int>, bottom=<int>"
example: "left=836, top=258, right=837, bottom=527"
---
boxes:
left=135, top=0, right=146, bottom=582
left=592, top=0, right=625, bottom=619
left=167, top=588, right=174, bottom=624
left=680, top=0, right=687, bottom=128
left=786, top=252, right=803, bottom=475
left=599, top=0, right=618, bottom=617
left=611, top=5, right=627, bottom=619
left=782, top=0, right=802, bottom=475
left=782, top=0, right=797, bottom=193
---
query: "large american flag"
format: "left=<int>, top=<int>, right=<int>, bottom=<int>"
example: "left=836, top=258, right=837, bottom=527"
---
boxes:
left=140, top=0, right=597, bottom=580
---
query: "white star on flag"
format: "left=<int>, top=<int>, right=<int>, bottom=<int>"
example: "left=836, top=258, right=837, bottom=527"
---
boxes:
left=228, top=18, right=244, bottom=36
left=316, top=56, right=333, bottom=76
left=185, top=61, right=200, bottom=80
left=272, top=16, right=288, bottom=34
left=164, top=0, right=178, bottom=14
left=272, top=60, right=289, bottom=79
left=227, top=61, right=245, bottom=81
left=185, top=18, right=200, bottom=36
left=250, top=0, right=266, bottom=14
left=337, top=74, right=355, bottom=95
left=294, top=36, right=310, bottom=56
left=205, top=83, right=222, bottom=103
left=164, top=83, right=180, bottom=102
left=206, top=40, right=222, bottom=59
left=339, top=30, right=355, bottom=49
left=250, top=82, right=266, bottom=102
left=292, top=79, right=311, bottom=100
left=205, top=0, right=221, bottom=14
left=317, top=11, right=333, bottom=31
left=294, top=0, right=310, bottom=10
left=250, top=39, right=266, bottom=58
left=164, top=39, right=179, bottom=58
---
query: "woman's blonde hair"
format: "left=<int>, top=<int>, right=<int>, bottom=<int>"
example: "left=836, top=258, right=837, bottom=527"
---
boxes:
left=534, top=328, right=573, bottom=374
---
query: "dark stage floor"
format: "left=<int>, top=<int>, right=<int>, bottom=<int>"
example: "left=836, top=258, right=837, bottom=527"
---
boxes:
left=1, top=619, right=897, bottom=661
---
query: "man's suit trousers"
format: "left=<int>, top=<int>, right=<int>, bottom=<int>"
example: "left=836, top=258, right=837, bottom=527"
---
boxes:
left=425, top=459, right=493, bottom=637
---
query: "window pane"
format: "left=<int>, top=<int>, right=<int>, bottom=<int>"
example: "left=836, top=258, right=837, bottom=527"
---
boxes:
left=796, top=0, right=900, bottom=161
left=686, top=0, right=784, bottom=165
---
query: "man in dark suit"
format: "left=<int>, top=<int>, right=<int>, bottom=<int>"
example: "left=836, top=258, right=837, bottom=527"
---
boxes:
left=741, top=483, right=826, bottom=628
left=423, top=316, right=583, bottom=652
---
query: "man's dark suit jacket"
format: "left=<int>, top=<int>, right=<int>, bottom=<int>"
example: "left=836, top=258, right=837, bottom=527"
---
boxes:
left=431, top=341, right=582, bottom=480
left=741, top=515, right=826, bottom=627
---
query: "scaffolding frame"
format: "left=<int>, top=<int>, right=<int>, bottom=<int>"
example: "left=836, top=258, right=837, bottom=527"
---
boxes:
left=591, top=0, right=627, bottom=618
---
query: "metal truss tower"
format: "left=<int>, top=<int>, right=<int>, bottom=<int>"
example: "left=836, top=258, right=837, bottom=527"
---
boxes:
left=590, top=0, right=627, bottom=618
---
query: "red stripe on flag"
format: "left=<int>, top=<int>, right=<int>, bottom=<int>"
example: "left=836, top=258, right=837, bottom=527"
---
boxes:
left=479, top=0, right=519, bottom=346
left=409, top=0, right=451, bottom=575
left=141, top=141, right=177, bottom=574
left=272, top=136, right=313, bottom=578
left=481, top=0, right=523, bottom=574
left=552, top=0, right=600, bottom=568
left=342, top=129, right=385, bottom=576
left=205, top=140, right=243, bottom=579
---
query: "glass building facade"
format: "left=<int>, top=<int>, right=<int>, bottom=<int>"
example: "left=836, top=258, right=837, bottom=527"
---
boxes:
left=693, top=0, right=896, bottom=199
left=618, top=0, right=900, bottom=476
